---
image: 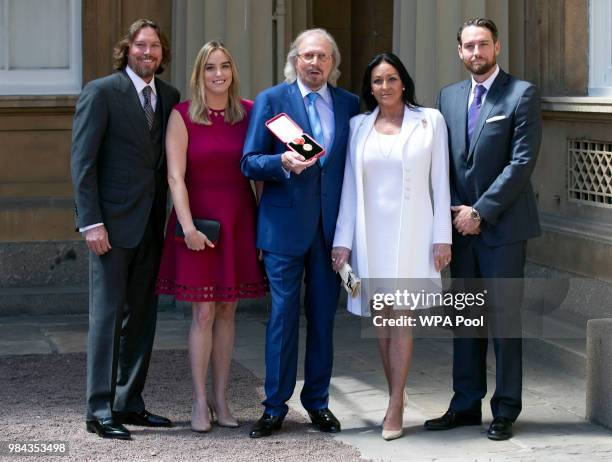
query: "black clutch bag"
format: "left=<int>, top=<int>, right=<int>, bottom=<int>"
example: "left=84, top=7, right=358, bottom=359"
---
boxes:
left=175, top=218, right=221, bottom=245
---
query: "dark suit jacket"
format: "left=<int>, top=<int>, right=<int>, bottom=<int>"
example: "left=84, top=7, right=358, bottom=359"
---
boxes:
left=437, top=69, right=542, bottom=247
left=241, top=81, right=360, bottom=256
left=71, top=70, right=180, bottom=248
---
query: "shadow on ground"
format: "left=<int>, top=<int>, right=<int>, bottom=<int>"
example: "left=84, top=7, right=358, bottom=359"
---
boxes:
left=0, top=350, right=363, bottom=461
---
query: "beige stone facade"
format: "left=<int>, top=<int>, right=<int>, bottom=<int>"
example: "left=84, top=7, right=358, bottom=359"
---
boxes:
left=1, top=0, right=610, bottom=315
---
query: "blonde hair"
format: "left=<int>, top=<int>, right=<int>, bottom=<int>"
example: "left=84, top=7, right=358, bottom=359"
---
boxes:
left=188, top=41, right=245, bottom=125
left=283, top=28, right=341, bottom=86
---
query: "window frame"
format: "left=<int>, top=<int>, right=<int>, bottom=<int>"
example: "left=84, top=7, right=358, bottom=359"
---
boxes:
left=0, top=0, right=82, bottom=96
left=589, top=0, right=612, bottom=96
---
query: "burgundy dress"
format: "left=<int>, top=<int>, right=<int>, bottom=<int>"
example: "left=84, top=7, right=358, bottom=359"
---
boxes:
left=156, top=99, right=267, bottom=302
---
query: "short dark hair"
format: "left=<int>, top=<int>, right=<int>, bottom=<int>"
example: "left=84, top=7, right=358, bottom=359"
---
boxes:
left=112, top=19, right=171, bottom=74
left=361, top=52, right=420, bottom=112
left=457, top=17, right=499, bottom=44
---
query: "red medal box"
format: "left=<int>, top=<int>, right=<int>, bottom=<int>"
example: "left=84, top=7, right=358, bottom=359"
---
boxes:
left=265, top=112, right=325, bottom=160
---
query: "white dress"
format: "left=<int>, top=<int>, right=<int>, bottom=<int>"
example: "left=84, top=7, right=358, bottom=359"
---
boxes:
left=363, top=129, right=403, bottom=279
left=333, top=106, right=453, bottom=316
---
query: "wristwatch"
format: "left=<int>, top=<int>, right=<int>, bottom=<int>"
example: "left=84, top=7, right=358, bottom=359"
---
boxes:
left=470, top=207, right=481, bottom=223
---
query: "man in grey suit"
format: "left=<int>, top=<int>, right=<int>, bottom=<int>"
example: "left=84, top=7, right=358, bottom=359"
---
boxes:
left=424, top=18, right=541, bottom=441
left=71, top=19, right=180, bottom=440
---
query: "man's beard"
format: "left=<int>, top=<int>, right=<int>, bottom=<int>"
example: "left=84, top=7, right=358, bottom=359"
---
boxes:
left=129, top=56, right=159, bottom=79
left=465, top=57, right=496, bottom=76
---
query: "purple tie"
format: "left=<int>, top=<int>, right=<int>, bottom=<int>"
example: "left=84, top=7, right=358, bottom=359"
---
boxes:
left=467, top=84, right=486, bottom=145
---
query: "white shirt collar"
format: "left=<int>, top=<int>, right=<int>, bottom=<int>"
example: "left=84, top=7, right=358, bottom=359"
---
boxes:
left=470, top=64, right=499, bottom=93
left=126, top=65, right=157, bottom=95
left=296, top=78, right=332, bottom=105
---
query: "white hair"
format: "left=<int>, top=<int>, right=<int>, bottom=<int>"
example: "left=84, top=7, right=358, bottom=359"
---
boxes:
left=283, top=28, right=341, bottom=86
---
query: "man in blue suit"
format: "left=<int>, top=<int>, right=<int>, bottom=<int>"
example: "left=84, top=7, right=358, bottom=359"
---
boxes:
left=424, top=18, right=541, bottom=441
left=241, top=28, right=359, bottom=438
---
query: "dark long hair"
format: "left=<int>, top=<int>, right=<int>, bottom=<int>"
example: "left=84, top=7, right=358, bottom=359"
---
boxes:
left=361, top=52, right=420, bottom=112
left=112, top=19, right=171, bottom=74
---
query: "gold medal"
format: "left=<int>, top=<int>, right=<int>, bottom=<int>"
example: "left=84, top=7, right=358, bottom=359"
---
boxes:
left=303, top=143, right=313, bottom=152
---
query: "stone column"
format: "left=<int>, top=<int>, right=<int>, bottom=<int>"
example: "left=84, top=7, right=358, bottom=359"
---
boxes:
left=586, top=318, right=612, bottom=430
left=171, top=0, right=281, bottom=100
left=393, top=0, right=511, bottom=107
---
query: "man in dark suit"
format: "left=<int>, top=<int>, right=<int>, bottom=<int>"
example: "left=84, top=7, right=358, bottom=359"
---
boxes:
left=71, top=19, right=180, bottom=440
left=241, top=28, right=359, bottom=438
left=424, top=18, right=541, bottom=441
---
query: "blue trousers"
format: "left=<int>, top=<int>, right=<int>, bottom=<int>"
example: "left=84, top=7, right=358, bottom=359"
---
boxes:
left=449, top=238, right=526, bottom=422
left=261, top=225, right=340, bottom=416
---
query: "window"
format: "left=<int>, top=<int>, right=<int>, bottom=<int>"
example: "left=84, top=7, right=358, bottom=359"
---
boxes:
left=0, top=0, right=81, bottom=95
left=589, top=0, right=612, bottom=96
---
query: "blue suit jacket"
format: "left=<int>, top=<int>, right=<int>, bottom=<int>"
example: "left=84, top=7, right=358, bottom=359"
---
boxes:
left=437, top=69, right=542, bottom=247
left=241, top=81, right=360, bottom=256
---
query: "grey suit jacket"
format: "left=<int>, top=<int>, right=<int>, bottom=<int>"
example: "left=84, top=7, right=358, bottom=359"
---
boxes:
left=71, top=70, right=180, bottom=248
left=437, top=69, right=542, bottom=247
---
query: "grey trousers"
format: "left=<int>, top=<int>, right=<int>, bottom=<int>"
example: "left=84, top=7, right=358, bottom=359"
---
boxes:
left=85, top=220, right=161, bottom=421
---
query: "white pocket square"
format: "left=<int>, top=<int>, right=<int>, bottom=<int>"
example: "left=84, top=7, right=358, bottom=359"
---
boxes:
left=485, top=115, right=507, bottom=123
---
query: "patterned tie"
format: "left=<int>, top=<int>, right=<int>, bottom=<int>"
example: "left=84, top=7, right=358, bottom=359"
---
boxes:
left=142, top=85, right=154, bottom=130
left=306, top=92, right=324, bottom=159
left=467, top=84, right=486, bottom=145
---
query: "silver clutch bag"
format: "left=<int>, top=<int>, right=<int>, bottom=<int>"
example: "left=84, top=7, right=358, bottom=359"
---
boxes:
left=339, top=263, right=361, bottom=298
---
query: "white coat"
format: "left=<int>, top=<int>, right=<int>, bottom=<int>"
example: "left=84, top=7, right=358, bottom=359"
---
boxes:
left=333, top=105, right=452, bottom=316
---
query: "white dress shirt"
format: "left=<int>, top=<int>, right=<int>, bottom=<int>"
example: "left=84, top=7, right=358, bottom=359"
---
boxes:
left=126, top=65, right=158, bottom=111
left=296, top=78, right=335, bottom=150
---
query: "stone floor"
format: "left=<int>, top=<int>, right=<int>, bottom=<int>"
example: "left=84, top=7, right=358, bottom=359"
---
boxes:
left=1, top=303, right=611, bottom=461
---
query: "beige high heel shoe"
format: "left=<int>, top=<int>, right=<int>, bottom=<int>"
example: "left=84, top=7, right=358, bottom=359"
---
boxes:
left=190, top=404, right=212, bottom=433
left=381, top=390, right=409, bottom=441
left=209, top=403, right=240, bottom=428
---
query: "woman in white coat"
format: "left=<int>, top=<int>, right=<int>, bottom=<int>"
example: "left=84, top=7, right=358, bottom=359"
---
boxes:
left=332, top=52, right=452, bottom=440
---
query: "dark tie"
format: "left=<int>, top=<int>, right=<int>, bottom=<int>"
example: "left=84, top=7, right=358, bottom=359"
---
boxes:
left=142, top=85, right=154, bottom=130
left=467, top=84, right=486, bottom=145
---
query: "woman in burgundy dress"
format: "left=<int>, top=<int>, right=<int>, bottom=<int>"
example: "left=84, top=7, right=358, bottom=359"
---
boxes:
left=156, top=41, right=266, bottom=432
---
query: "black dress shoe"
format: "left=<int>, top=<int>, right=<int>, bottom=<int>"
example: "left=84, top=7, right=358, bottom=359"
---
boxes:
left=307, top=408, right=341, bottom=433
left=115, top=410, right=173, bottom=428
left=487, top=416, right=513, bottom=441
left=249, top=413, right=285, bottom=438
left=86, top=418, right=131, bottom=440
left=424, top=410, right=482, bottom=430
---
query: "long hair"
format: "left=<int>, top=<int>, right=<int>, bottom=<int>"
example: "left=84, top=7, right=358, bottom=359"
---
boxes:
left=112, top=19, right=171, bottom=74
left=361, top=52, right=421, bottom=112
left=188, top=41, right=246, bottom=126
left=283, top=28, right=341, bottom=86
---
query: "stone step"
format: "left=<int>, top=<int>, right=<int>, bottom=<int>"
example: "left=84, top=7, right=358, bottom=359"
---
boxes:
left=522, top=309, right=587, bottom=377
left=0, top=285, right=88, bottom=316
